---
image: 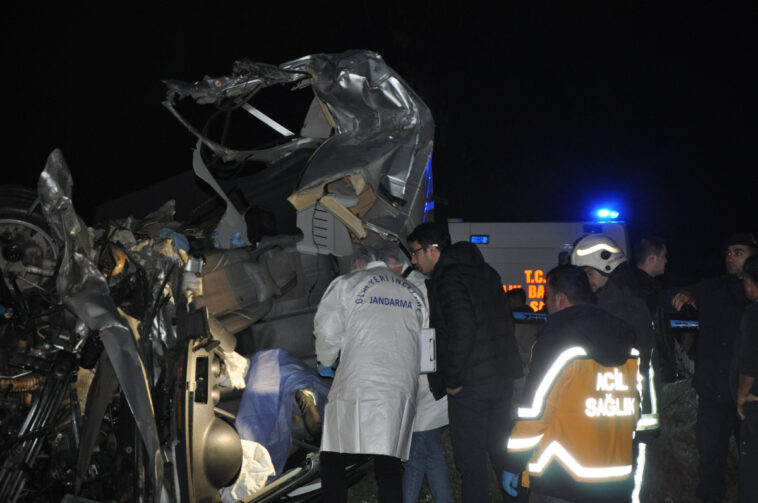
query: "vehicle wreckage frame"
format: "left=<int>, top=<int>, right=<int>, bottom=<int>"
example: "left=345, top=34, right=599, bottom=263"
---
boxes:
left=0, top=50, right=434, bottom=502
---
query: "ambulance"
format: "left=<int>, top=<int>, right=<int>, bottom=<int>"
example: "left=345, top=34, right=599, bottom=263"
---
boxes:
left=448, top=219, right=629, bottom=312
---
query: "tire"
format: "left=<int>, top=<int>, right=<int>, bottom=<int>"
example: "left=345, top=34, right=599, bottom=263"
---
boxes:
left=0, top=186, right=58, bottom=297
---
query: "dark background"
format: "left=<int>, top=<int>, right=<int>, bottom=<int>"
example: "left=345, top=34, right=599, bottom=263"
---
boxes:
left=2, top=3, right=755, bottom=285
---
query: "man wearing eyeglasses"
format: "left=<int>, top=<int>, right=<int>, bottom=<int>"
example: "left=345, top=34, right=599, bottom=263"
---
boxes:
left=408, top=223, right=523, bottom=502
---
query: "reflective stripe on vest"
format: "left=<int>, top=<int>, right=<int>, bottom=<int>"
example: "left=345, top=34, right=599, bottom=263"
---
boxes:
left=527, top=441, right=632, bottom=481
left=518, top=346, right=640, bottom=419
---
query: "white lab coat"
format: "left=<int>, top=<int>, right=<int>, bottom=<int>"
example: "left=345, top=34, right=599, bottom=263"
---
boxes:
left=314, top=261, right=425, bottom=459
left=406, top=270, right=449, bottom=432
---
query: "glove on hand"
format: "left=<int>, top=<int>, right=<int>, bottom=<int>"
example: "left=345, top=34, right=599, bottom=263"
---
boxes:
left=502, top=470, right=519, bottom=497
left=317, top=363, right=335, bottom=378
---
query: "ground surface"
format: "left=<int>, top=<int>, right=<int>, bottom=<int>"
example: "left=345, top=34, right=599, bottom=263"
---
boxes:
left=346, top=427, right=498, bottom=502
left=346, top=378, right=741, bottom=502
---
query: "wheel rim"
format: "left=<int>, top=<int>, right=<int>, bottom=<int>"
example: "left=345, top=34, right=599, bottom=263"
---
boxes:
left=0, top=217, right=58, bottom=294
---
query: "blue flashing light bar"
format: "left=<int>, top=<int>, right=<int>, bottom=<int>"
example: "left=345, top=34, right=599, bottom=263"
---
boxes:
left=470, top=235, right=489, bottom=244
left=595, top=208, right=620, bottom=220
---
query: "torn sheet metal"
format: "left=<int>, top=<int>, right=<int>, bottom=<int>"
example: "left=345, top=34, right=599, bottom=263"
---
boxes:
left=163, top=50, right=434, bottom=255
left=37, top=149, right=165, bottom=500
left=163, top=67, right=320, bottom=165
left=285, top=50, right=434, bottom=244
left=104, top=224, right=186, bottom=354
left=192, top=145, right=251, bottom=248
left=191, top=235, right=299, bottom=336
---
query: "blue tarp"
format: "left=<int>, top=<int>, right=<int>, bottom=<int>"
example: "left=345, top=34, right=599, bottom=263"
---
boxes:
left=235, top=349, right=331, bottom=479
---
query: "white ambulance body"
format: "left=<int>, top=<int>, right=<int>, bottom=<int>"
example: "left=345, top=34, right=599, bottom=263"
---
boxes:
left=448, top=221, right=629, bottom=312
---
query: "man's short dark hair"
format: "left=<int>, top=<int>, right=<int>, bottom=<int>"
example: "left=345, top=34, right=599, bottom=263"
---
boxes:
left=407, top=223, right=451, bottom=250
left=546, top=265, right=596, bottom=306
left=744, top=254, right=758, bottom=286
left=506, top=287, right=527, bottom=304
left=634, top=236, right=666, bottom=266
left=724, top=232, right=758, bottom=254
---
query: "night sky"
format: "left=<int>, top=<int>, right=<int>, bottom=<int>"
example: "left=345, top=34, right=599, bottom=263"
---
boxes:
left=3, top=3, right=756, bottom=284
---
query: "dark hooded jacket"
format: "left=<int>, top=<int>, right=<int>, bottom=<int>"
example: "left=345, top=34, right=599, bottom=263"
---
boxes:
left=426, top=241, right=522, bottom=399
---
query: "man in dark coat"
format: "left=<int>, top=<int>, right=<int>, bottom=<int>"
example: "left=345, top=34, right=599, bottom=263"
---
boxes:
left=672, top=232, right=757, bottom=502
left=632, top=235, right=679, bottom=383
left=633, top=235, right=668, bottom=315
left=736, top=254, right=758, bottom=503
left=408, top=223, right=523, bottom=502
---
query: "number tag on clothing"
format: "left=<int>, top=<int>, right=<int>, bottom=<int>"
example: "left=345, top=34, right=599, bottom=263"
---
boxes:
left=420, top=328, right=436, bottom=374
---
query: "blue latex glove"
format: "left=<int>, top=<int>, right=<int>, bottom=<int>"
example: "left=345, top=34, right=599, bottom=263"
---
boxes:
left=317, top=363, right=335, bottom=378
left=502, top=470, right=519, bottom=497
left=230, top=231, right=245, bottom=248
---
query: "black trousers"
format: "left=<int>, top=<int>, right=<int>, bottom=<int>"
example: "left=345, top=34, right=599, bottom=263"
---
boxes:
left=740, top=408, right=758, bottom=503
left=695, top=396, right=740, bottom=501
left=447, top=377, right=514, bottom=502
left=320, top=451, right=402, bottom=503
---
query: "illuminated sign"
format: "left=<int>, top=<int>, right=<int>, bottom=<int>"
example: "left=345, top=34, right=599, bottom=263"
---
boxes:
left=585, top=368, right=636, bottom=418
left=524, top=269, right=545, bottom=283
left=470, top=234, right=489, bottom=244
left=524, top=269, right=546, bottom=312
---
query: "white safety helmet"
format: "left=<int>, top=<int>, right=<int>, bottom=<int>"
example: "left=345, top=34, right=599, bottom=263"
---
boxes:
left=570, top=234, right=627, bottom=273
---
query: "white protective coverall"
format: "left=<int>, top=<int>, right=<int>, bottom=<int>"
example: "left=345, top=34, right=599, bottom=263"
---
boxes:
left=315, top=261, right=426, bottom=460
left=406, top=269, right=448, bottom=432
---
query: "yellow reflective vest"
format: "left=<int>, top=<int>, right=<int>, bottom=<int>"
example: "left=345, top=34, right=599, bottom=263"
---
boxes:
left=507, top=345, right=641, bottom=502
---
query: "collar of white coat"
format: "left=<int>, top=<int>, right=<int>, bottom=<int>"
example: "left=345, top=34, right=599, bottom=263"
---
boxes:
left=365, top=260, right=388, bottom=270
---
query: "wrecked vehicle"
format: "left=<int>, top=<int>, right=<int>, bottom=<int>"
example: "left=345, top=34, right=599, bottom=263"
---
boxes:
left=0, top=49, right=434, bottom=502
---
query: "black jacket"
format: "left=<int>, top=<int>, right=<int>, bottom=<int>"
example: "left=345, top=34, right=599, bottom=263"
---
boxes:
left=736, top=302, right=758, bottom=401
left=692, top=274, right=750, bottom=402
left=631, top=266, right=684, bottom=383
left=597, top=266, right=654, bottom=365
left=596, top=264, right=657, bottom=421
left=632, top=266, right=663, bottom=317
left=426, top=242, right=522, bottom=399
